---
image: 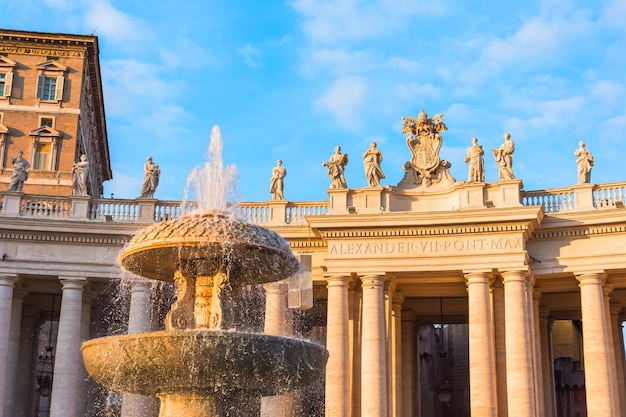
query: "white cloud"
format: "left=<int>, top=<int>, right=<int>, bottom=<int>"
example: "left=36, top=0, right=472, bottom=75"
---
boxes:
left=314, top=76, right=369, bottom=129
left=159, top=37, right=217, bottom=70
left=84, top=0, right=150, bottom=45
left=238, top=44, right=263, bottom=68
left=290, top=0, right=449, bottom=43
left=300, top=48, right=377, bottom=77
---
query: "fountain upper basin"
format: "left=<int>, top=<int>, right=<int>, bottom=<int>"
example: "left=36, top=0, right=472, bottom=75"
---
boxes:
left=119, top=211, right=300, bottom=285
left=81, top=330, right=328, bottom=397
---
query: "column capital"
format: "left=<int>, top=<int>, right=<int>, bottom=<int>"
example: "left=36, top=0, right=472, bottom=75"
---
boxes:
left=0, top=275, right=19, bottom=288
left=58, top=277, right=88, bottom=291
left=324, top=274, right=353, bottom=287
left=603, top=284, right=614, bottom=297
left=359, top=274, right=386, bottom=290
left=263, top=281, right=289, bottom=295
left=575, top=272, right=607, bottom=286
left=532, top=287, right=542, bottom=301
left=500, top=269, right=531, bottom=284
left=464, top=271, right=494, bottom=287
left=392, top=292, right=405, bottom=306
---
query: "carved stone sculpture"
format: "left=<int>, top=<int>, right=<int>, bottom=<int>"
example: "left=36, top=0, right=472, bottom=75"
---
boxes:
left=464, top=138, right=485, bottom=182
left=574, top=141, right=594, bottom=184
left=362, top=142, right=385, bottom=187
left=491, top=133, right=515, bottom=180
left=72, top=154, right=89, bottom=196
left=140, top=156, right=160, bottom=198
left=323, top=146, right=348, bottom=189
left=270, top=160, right=286, bottom=200
left=8, top=151, right=30, bottom=192
left=397, top=110, right=456, bottom=189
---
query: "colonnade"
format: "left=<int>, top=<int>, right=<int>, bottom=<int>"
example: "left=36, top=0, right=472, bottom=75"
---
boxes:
left=0, top=275, right=93, bottom=417
left=323, top=270, right=626, bottom=417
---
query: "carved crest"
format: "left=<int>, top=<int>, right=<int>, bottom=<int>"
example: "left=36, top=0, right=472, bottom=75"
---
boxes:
left=402, top=110, right=447, bottom=174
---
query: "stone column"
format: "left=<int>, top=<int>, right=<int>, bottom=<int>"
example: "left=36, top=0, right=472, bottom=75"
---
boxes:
left=0, top=274, right=18, bottom=417
left=401, top=311, right=416, bottom=417
left=531, top=288, right=545, bottom=416
left=261, top=282, right=293, bottom=417
left=502, top=270, right=535, bottom=417
left=602, top=286, right=620, bottom=414
left=539, top=307, right=556, bottom=417
left=15, top=306, right=38, bottom=417
left=360, top=274, right=387, bottom=417
left=610, top=303, right=626, bottom=417
left=465, top=272, right=497, bottom=417
left=391, top=293, right=404, bottom=417
left=325, top=275, right=351, bottom=417
left=349, top=281, right=361, bottom=417
left=49, top=277, right=87, bottom=417
left=3, top=287, right=27, bottom=417
left=576, top=273, right=616, bottom=417
left=121, top=279, right=158, bottom=417
left=492, top=276, right=508, bottom=417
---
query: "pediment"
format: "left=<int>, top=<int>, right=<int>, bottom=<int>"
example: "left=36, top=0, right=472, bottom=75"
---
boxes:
left=0, top=56, right=16, bottom=69
left=36, top=60, right=67, bottom=72
left=29, top=125, right=60, bottom=137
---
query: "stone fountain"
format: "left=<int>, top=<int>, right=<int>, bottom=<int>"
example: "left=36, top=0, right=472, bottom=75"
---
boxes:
left=81, top=126, right=328, bottom=416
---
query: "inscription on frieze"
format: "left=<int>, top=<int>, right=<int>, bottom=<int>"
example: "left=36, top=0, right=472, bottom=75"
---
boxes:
left=329, top=236, right=523, bottom=256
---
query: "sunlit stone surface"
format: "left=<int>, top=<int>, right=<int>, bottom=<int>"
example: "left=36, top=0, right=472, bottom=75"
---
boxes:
left=81, top=126, right=327, bottom=417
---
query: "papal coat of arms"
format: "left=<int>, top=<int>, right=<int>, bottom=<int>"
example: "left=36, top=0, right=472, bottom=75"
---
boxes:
left=398, top=109, right=456, bottom=189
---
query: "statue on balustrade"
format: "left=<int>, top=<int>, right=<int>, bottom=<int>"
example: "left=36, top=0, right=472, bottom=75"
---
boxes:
left=574, top=141, right=594, bottom=184
left=323, top=146, right=348, bottom=189
left=397, top=109, right=456, bottom=189
left=491, top=132, right=515, bottom=180
left=140, top=156, right=160, bottom=198
left=464, top=137, right=485, bottom=182
left=72, top=154, right=90, bottom=196
left=362, top=142, right=385, bottom=187
left=8, top=151, right=30, bottom=192
left=270, top=159, right=286, bottom=200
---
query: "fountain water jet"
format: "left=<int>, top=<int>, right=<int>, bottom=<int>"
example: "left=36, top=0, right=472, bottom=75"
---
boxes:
left=82, top=126, right=328, bottom=416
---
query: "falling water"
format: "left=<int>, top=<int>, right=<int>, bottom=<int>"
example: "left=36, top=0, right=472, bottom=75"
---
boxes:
left=182, top=125, right=241, bottom=216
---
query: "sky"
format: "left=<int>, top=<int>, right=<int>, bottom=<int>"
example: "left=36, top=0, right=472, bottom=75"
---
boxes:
left=2, top=0, right=626, bottom=203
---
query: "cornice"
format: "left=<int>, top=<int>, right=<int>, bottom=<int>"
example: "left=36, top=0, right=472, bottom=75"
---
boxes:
left=0, top=229, right=130, bottom=246
left=318, top=222, right=532, bottom=239
left=531, top=223, right=626, bottom=240
left=0, top=30, right=97, bottom=58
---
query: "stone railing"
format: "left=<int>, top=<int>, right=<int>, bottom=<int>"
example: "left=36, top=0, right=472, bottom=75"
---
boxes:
left=521, top=182, right=626, bottom=213
left=1, top=181, right=625, bottom=223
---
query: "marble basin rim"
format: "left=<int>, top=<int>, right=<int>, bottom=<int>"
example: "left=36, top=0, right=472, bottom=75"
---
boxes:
left=118, top=211, right=301, bottom=284
left=81, top=330, right=328, bottom=397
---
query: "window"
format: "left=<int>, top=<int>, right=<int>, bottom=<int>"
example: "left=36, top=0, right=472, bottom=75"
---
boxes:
left=37, top=75, right=64, bottom=101
left=0, top=72, right=12, bottom=97
left=40, top=117, right=54, bottom=128
left=34, top=143, right=52, bottom=170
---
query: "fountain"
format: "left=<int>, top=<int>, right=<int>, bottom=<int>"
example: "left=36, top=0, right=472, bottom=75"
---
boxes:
left=81, top=126, right=328, bottom=416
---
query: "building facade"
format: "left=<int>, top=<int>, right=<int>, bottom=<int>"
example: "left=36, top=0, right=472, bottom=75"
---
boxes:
left=1, top=30, right=626, bottom=417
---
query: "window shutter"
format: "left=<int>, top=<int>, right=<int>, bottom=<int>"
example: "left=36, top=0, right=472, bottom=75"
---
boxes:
left=4, top=72, right=13, bottom=97
left=36, top=74, right=44, bottom=99
left=55, top=75, right=64, bottom=101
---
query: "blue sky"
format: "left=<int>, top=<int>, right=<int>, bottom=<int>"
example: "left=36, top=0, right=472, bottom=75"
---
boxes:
left=2, top=0, right=626, bottom=202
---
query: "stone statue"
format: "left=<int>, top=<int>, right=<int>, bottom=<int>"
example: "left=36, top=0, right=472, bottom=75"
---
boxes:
left=323, top=146, right=348, bottom=189
left=574, top=141, right=594, bottom=184
left=72, top=154, right=90, bottom=196
left=464, top=137, right=485, bottom=182
left=362, top=142, right=385, bottom=187
left=8, top=151, right=30, bottom=192
left=140, top=156, right=160, bottom=198
left=399, top=109, right=456, bottom=188
left=491, top=132, right=515, bottom=180
left=270, top=160, right=286, bottom=200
